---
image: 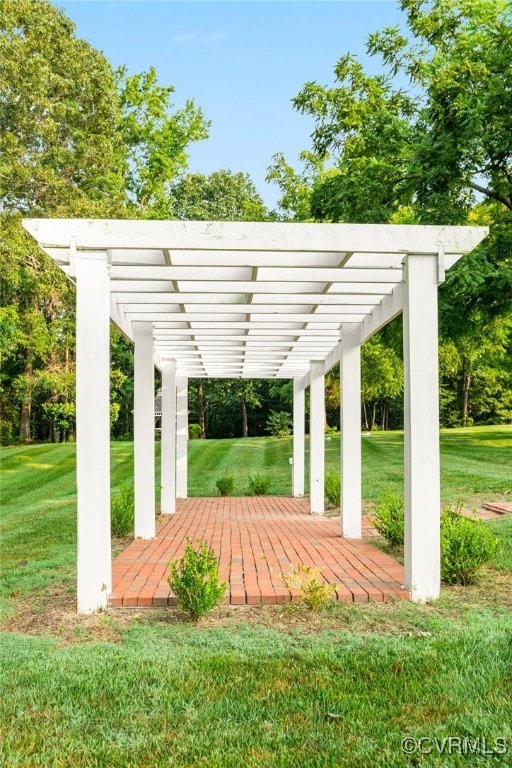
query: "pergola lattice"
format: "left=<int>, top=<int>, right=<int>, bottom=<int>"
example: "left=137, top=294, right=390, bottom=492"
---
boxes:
left=23, top=219, right=487, bottom=612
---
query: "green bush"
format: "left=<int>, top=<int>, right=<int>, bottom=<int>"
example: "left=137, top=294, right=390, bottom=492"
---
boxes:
left=266, top=410, right=292, bottom=438
left=247, top=473, right=272, bottom=495
left=372, top=493, right=404, bottom=547
left=111, top=483, right=134, bottom=537
left=215, top=472, right=235, bottom=496
left=168, top=539, right=226, bottom=620
left=325, top=472, right=340, bottom=506
left=440, top=508, right=499, bottom=585
left=188, top=423, right=201, bottom=439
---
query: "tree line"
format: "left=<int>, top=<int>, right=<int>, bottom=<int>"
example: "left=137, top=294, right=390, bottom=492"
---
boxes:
left=1, top=0, right=511, bottom=444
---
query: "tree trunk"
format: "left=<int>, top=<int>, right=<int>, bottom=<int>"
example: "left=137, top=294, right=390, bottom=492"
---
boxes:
left=197, top=380, right=206, bottom=439
left=370, top=402, right=377, bottom=431
left=362, top=399, right=369, bottom=431
left=461, top=368, right=472, bottom=427
left=241, top=397, right=248, bottom=438
left=19, top=357, right=33, bottom=443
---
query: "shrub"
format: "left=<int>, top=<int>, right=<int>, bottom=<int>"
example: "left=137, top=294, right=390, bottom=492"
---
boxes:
left=266, top=410, right=292, bottom=438
left=281, top=563, right=336, bottom=609
left=372, top=493, right=404, bottom=547
left=325, top=472, right=340, bottom=507
left=168, top=539, right=226, bottom=620
left=111, top=483, right=134, bottom=537
left=247, top=473, right=272, bottom=495
left=188, top=423, right=201, bottom=439
left=440, top=508, right=499, bottom=585
left=215, top=472, right=235, bottom=496
left=325, top=425, right=339, bottom=436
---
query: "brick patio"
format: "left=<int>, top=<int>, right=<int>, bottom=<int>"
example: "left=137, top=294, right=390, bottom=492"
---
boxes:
left=109, top=497, right=408, bottom=607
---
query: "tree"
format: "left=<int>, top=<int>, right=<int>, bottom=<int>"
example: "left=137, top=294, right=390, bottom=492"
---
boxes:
left=270, top=0, right=512, bottom=430
left=0, top=0, right=211, bottom=442
left=291, top=0, right=512, bottom=224
left=361, top=337, right=403, bottom=431
left=116, top=66, right=209, bottom=217
left=0, top=0, right=125, bottom=216
left=168, top=169, right=268, bottom=221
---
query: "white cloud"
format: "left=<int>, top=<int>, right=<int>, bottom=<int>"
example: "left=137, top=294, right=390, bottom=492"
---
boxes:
left=171, top=32, right=198, bottom=44
left=205, top=31, right=227, bottom=42
left=171, top=30, right=226, bottom=44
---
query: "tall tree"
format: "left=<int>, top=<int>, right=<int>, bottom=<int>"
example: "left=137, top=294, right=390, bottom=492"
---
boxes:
left=0, top=0, right=210, bottom=442
left=168, top=169, right=268, bottom=222
left=292, top=0, right=512, bottom=224
left=116, top=66, right=209, bottom=217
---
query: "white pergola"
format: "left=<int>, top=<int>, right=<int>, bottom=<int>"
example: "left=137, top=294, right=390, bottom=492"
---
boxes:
left=23, top=219, right=487, bottom=613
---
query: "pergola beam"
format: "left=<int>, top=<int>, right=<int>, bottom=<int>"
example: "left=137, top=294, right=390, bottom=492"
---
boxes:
left=23, top=219, right=487, bottom=255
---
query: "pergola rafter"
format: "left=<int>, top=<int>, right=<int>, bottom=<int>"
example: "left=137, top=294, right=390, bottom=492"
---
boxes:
left=23, top=219, right=488, bottom=613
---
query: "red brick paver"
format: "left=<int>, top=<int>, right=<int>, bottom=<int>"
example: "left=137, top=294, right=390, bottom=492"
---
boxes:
left=109, top=497, right=408, bottom=607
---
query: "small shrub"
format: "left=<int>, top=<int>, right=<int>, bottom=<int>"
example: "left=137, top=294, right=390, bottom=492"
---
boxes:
left=247, top=473, right=272, bottom=495
left=325, top=472, right=340, bottom=507
left=188, top=423, right=201, bottom=439
left=325, top=425, right=339, bottom=436
left=168, top=539, right=226, bottom=620
left=111, top=484, right=134, bottom=537
left=372, top=493, right=404, bottom=547
left=215, top=472, right=235, bottom=496
left=281, top=563, right=336, bottom=610
left=440, top=508, right=498, bottom=585
left=266, top=410, right=292, bottom=438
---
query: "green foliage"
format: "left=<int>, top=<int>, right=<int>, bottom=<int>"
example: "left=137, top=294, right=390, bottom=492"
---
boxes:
left=372, top=493, right=404, bottom=548
left=169, top=169, right=268, bottom=221
left=324, top=472, right=341, bottom=507
left=215, top=472, right=235, bottom=497
left=110, top=483, right=134, bottom=537
left=247, top=473, right=272, bottom=496
left=0, top=0, right=125, bottom=215
left=188, top=423, right=201, bottom=440
left=440, top=508, right=499, bottom=585
left=266, top=410, right=292, bottom=438
left=281, top=563, right=337, bottom=609
left=167, top=539, right=226, bottom=620
left=116, top=66, right=209, bottom=216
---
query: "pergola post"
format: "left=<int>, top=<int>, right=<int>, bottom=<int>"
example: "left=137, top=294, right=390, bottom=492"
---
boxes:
left=309, top=360, right=325, bottom=514
left=133, top=322, right=155, bottom=539
left=160, top=358, right=177, bottom=514
left=403, top=254, right=441, bottom=601
left=75, top=250, right=111, bottom=613
left=176, top=375, right=188, bottom=498
left=292, top=378, right=305, bottom=497
left=340, top=324, right=362, bottom=538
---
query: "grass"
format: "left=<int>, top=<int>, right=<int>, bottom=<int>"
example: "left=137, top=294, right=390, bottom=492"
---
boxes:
left=1, top=425, right=512, bottom=766
left=1, top=614, right=512, bottom=767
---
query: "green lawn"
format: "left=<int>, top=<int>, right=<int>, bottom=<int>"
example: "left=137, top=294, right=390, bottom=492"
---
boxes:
left=1, top=426, right=512, bottom=767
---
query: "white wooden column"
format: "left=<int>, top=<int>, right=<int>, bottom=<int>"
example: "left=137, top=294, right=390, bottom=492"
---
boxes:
left=160, top=358, right=177, bottom=514
left=309, top=360, right=325, bottom=514
left=133, top=322, right=155, bottom=539
left=340, top=324, right=362, bottom=538
left=75, top=250, right=111, bottom=613
left=403, top=254, right=441, bottom=601
left=293, top=378, right=305, bottom=497
left=176, top=375, right=188, bottom=499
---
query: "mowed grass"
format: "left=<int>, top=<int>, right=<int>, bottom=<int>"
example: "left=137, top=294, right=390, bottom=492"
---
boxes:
left=1, top=615, right=512, bottom=768
left=189, top=424, right=512, bottom=504
left=1, top=426, right=512, bottom=767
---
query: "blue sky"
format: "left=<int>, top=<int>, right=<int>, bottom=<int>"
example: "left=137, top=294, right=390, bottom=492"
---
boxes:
left=57, top=1, right=404, bottom=208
